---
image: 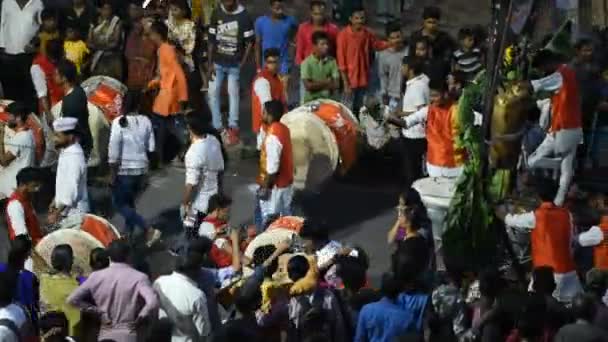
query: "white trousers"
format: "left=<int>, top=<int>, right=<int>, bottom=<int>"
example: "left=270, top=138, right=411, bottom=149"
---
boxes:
left=528, top=128, right=582, bottom=206
left=260, top=185, right=294, bottom=222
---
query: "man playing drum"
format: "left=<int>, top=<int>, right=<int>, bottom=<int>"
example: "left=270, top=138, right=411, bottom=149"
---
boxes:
left=48, top=117, right=90, bottom=225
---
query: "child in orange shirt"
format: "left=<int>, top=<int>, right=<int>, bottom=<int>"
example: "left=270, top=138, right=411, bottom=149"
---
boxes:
left=336, top=6, right=386, bottom=116
left=27, top=9, right=60, bottom=55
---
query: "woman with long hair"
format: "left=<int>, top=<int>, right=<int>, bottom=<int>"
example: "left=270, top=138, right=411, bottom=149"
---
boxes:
left=108, top=90, right=161, bottom=245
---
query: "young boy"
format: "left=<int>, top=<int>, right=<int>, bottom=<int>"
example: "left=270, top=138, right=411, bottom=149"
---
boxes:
left=300, top=31, right=340, bottom=103
left=452, top=27, right=483, bottom=82
left=377, top=22, right=408, bottom=110
left=336, top=6, right=386, bottom=115
left=28, top=9, right=60, bottom=55
left=255, top=0, right=297, bottom=102
left=64, top=21, right=90, bottom=74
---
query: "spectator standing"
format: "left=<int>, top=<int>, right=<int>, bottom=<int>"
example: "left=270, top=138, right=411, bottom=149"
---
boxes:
left=254, top=0, right=297, bottom=103
left=31, top=9, right=60, bottom=56
left=4, top=168, right=44, bottom=244
left=39, top=244, right=81, bottom=337
left=452, top=27, right=483, bottom=82
left=409, top=36, right=449, bottom=84
left=377, top=23, right=407, bottom=111
left=108, top=91, right=161, bottom=244
left=182, top=115, right=225, bottom=229
left=167, top=0, right=197, bottom=78
left=409, top=6, right=455, bottom=63
left=48, top=117, right=90, bottom=225
left=124, top=9, right=157, bottom=92
left=207, top=0, right=255, bottom=145
left=87, top=0, right=124, bottom=81
left=67, top=239, right=159, bottom=342
left=255, top=100, right=294, bottom=229
left=32, top=39, right=65, bottom=118
left=0, top=0, right=44, bottom=104
left=154, top=252, right=212, bottom=342
left=300, top=32, right=340, bottom=104
left=336, top=7, right=386, bottom=116
left=251, top=48, right=287, bottom=134
left=65, top=0, right=98, bottom=42
left=63, top=21, right=90, bottom=75
left=394, top=58, right=429, bottom=188
left=554, top=293, right=608, bottom=341
left=146, top=20, right=189, bottom=165
left=429, top=257, right=467, bottom=341
left=355, top=273, right=413, bottom=342
left=54, top=60, right=92, bottom=157
left=0, top=102, right=36, bottom=200
left=295, top=1, right=339, bottom=102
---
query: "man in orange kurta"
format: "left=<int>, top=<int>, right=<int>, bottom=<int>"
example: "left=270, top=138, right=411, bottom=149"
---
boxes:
left=147, top=21, right=189, bottom=165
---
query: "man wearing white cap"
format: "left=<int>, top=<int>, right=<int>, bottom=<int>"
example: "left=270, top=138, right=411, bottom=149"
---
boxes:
left=48, top=117, right=89, bottom=224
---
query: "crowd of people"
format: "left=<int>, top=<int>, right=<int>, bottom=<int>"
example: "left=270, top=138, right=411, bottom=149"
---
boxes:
left=2, top=0, right=608, bottom=341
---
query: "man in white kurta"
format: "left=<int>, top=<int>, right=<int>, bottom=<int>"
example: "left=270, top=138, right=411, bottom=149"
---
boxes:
left=48, top=117, right=89, bottom=224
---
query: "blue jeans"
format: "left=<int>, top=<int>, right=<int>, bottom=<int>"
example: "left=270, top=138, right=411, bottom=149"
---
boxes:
left=208, top=63, right=240, bottom=129
left=112, top=175, right=147, bottom=233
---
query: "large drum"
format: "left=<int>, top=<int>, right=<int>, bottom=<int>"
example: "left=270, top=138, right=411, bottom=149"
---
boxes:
left=281, top=105, right=344, bottom=191
left=34, top=214, right=120, bottom=274
left=412, top=177, right=458, bottom=270
left=50, top=76, right=127, bottom=167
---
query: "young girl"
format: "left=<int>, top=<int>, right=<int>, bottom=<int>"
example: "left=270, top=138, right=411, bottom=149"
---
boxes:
left=64, top=21, right=89, bottom=75
left=87, top=0, right=124, bottom=80
left=166, top=0, right=197, bottom=74
left=108, top=91, right=161, bottom=245
left=29, top=9, right=60, bottom=55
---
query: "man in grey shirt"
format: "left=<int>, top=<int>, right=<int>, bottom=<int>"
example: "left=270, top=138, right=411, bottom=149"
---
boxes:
left=378, top=23, right=408, bottom=111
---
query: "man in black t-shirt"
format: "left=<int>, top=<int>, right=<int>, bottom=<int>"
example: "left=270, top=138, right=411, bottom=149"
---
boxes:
left=54, top=60, right=92, bottom=157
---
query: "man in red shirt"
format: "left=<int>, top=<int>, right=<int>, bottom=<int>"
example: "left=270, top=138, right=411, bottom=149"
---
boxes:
left=336, top=6, right=386, bottom=116
left=295, top=1, right=339, bottom=101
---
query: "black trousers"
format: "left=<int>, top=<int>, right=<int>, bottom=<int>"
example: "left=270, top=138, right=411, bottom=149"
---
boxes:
left=400, top=136, right=427, bottom=189
left=0, top=53, right=35, bottom=107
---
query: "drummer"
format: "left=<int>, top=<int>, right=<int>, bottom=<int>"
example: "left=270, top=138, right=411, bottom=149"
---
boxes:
left=48, top=117, right=90, bottom=225
left=256, top=100, right=294, bottom=230
left=5, top=167, right=44, bottom=245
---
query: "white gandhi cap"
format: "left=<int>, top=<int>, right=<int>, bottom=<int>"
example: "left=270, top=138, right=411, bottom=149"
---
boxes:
left=53, top=117, right=78, bottom=133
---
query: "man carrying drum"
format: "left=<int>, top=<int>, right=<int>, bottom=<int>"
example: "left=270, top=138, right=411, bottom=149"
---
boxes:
left=48, top=117, right=90, bottom=225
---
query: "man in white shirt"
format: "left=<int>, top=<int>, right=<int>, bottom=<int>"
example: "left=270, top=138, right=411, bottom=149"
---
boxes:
left=48, top=117, right=89, bottom=224
left=395, top=58, right=429, bottom=187
left=0, top=0, right=44, bottom=103
left=182, top=115, right=224, bottom=229
left=154, top=252, right=211, bottom=342
left=0, top=102, right=36, bottom=199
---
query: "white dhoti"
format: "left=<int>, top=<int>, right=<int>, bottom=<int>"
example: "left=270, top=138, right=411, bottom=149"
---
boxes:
left=528, top=128, right=583, bottom=206
left=259, top=185, right=294, bottom=223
